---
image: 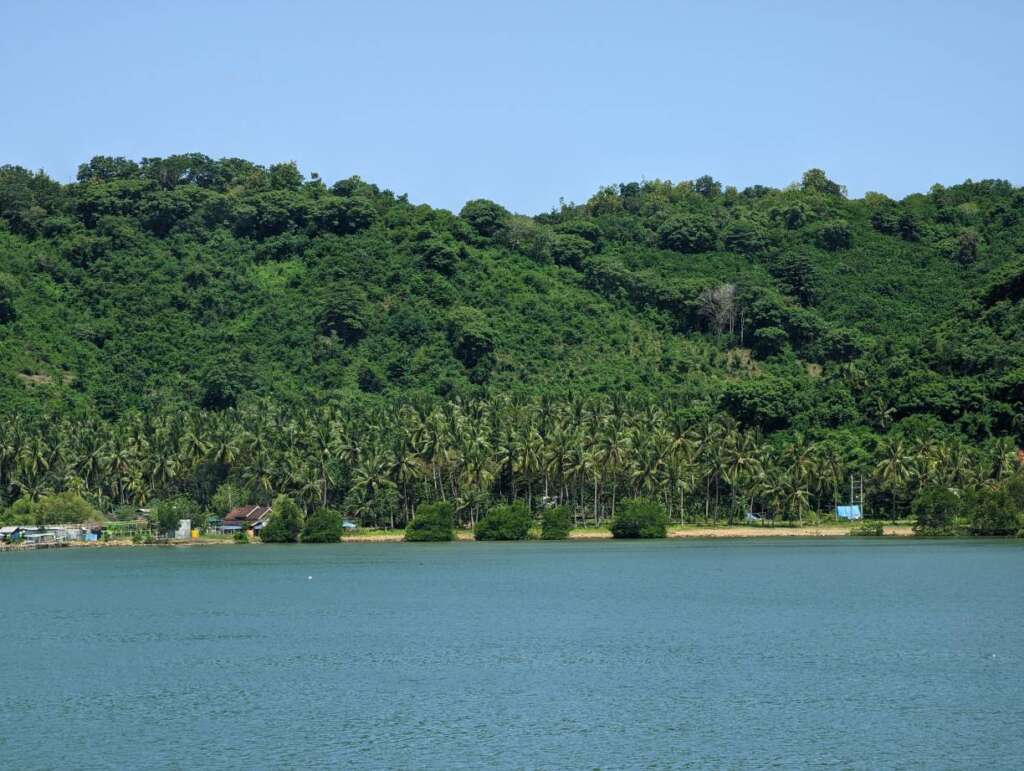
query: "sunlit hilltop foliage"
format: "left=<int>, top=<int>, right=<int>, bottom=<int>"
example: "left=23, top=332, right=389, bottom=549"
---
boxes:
left=0, top=155, right=1022, bottom=527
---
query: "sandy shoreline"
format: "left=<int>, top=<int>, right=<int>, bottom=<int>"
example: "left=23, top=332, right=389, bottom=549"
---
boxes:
left=666, top=525, right=914, bottom=538
left=340, top=526, right=916, bottom=542
left=22, top=524, right=914, bottom=550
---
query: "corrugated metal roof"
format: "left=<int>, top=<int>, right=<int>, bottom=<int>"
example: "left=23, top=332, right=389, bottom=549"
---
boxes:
left=223, top=505, right=272, bottom=523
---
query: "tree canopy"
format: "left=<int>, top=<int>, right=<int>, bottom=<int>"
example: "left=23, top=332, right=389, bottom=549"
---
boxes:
left=0, top=157, right=1023, bottom=530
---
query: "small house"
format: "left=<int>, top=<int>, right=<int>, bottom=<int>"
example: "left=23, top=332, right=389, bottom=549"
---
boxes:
left=23, top=529, right=57, bottom=544
left=0, top=525, right=32, bottom=542
left=219, top=505, right=273, bottom=534
left=43, top=526, right=85, bottom=542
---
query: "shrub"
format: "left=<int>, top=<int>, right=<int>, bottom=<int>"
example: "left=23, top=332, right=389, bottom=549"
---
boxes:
left=911, top=486, right=960, bottom=535
left=3, top=492, right=98, bottom=526
left=260, top=494, right=304, bottom=543
left=850, top=520, right=885, bottom=536
left=301, top=507, right=345, bottom=543
left=611, top=498, right=669, bottom=539
left=965, top=488, right=1020, bottom=536
left=475, top=502, right=533, bottom=541
left=405, top=502, right=455, bottom=542
left=151, top=496, right=197, bottom=535
left=0, top=498, right=35, bottom=525
left=540, top=505, right=573, bottom=540
left=1005, top=474, right=1024, bottom=512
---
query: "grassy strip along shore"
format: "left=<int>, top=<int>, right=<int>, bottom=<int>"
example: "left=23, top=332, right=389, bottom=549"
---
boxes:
left=45, top=522, right=914, bottom=548
left=346, top=523, right=916, bottom=542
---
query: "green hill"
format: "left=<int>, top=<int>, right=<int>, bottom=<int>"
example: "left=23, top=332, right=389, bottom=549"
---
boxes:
left=0, top=156, right=1022, bottom=525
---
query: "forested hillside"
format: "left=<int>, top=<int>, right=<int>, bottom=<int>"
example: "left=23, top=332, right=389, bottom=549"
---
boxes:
left=0, top=155, right=1022, bottom=525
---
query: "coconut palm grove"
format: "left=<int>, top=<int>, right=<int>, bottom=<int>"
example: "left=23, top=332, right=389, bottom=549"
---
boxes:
left=1, top=156, right=1023, bottom=535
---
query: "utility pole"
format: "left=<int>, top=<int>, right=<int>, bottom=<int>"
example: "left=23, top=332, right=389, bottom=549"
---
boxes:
left=846, top=474, right=866, bottom=519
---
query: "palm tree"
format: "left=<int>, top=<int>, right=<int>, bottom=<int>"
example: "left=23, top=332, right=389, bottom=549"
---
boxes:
left=351, top=450, right=397, bottom=528
left=495, top=430, right=520, bottom=503
left=594, top=425, right=630, bottom=521
left=874, top=438, right=915, bottom=521
left=782, top=436, right=816, bottom=524
left=721, top=430, right=762, bottom=523
left=568, top=446, right=599, bottom=525
left=543, top=424, right=573, bottom=507
left=517, top=428, right=544, bottom=510
left=813, top=444, right=846, bottom=516
left=1, top=392, right=1015, bottom=533
left=989, top=436, right=1019, bottom=482
left=630, top=436, right=664, bottom=500
left=781, top=471, right=811, bottom=523
left=388, top=438, right=423, bottom=525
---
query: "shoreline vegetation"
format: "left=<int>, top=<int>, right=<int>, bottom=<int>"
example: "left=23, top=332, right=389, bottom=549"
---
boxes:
left=3, top=485, right=1021, bottom=551
left=7, top=523, right=933, bottom=550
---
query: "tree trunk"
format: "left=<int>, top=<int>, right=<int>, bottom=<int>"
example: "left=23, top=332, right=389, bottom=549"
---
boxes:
left=705, top=477, right=711, bottom=521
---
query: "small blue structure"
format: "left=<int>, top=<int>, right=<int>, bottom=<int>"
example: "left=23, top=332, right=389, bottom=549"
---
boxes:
left=341, top=520, right=358, bottom=531
left=0, top=525, right=29, bottom=542
left=836, top=505, right=863, bottom=520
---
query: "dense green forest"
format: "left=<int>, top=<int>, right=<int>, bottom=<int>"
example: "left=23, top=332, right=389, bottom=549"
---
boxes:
left=0, top=155, right=1022, bottom=530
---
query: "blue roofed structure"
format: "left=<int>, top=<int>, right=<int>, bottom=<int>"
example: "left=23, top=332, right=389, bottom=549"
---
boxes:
left=836, top=505, right=863, bottom=520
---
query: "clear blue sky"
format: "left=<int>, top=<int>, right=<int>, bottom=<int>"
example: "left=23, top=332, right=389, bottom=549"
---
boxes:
left=2, top=0, right=1021, bottom=213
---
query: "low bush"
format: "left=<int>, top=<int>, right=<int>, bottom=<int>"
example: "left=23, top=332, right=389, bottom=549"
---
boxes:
left=301, top=507, right=345, bottom=543
left=540, top=505, right=573, bottom=540
left=475, top=502, right=533, bottom=541
left=911, top=486, right=960, bottom=535
left=0, top=492, right=99, bottom=526
left=965, top=487, right=1020, bottom=536
left=610, top=499, right=669, bottom=539
left=850, top=520, right=884, bottom=536
left=260, top=495, right=304, bottom=543
left=1005, top=475, right=1024, bottom=512
left=405, top=502, right=455, bottom=542
left=151, top=496, right=198, bottom=536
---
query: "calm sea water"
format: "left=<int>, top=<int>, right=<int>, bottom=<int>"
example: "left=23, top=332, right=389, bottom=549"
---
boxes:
left=1, top=539, right=1022, bottom=769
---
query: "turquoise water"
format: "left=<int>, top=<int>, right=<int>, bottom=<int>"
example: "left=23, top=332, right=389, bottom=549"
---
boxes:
left=1, top=539, right=1022, bottom=769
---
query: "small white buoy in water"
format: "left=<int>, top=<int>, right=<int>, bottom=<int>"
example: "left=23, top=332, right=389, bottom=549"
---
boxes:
left=308, top=576, right=313, bottom=580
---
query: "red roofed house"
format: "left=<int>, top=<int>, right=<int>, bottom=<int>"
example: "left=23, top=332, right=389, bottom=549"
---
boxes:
left=219, top=505, right=273, bottom=534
